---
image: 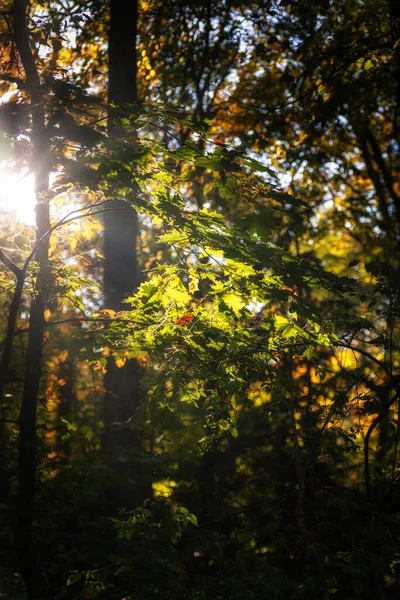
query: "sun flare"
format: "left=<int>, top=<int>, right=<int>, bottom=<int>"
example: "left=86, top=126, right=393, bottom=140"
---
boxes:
left=0, top=163, right=36, bottom=225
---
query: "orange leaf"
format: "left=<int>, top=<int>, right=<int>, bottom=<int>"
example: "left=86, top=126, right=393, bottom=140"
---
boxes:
left=175, top=313, right=193, bottom=326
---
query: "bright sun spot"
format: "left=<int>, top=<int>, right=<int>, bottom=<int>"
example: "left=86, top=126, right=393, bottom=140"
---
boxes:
left=0, top=163, right=36, bottom=225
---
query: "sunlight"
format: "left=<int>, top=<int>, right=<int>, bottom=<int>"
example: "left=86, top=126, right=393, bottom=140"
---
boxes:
left=0, top=164, right=36, bottom=225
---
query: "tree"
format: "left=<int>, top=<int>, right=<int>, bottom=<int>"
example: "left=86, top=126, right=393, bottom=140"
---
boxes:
left=0, top=0, right=51, bottom=595
left=102, top=0, right=149, bottom=512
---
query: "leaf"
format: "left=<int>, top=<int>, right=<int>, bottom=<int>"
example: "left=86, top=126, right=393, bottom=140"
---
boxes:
left=243, top=157, right=277, bottom=178
left=169, top=145, right=199, bottom=161
left=98, top=308, right=117, bottom=318
left=223, top=292, right=245, bottom=317
left=159, top=231, right=186, bottom=245
left=194, top=155, right=223, bottom=171
left=175, top=313, right=193, bottom=326
left=188, top=513, right=198, bottom=526
left=189, top=274, right=199, bottom=293
left=67, top=572, right=81, bottom=586
left=303, top=346, right=318, bottom=360
left=274, top=314, right=289, bottom=329
left=281, top=323, right=298, bottom=339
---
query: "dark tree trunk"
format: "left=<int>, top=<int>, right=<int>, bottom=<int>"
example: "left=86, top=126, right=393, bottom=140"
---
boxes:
left=12, top=0, right=50, bottom=596
left=105, top=0, right=138, bottom=304
left=103, top=0, right=150, bottom=512
left=16, top=296, right=46, bottom=599
left=57, top=360, right=76, bottom=459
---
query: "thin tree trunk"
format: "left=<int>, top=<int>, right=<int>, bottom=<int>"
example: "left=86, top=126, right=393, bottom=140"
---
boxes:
left=12, top=0, right=50, bottom=596
left=57, top=359, right=75, bottom=459
left=364, top=126, right=400, bottom=227
left=0, top=258, right=24, bottom=508
left=16, top=295, right=46, bottom=599
left=355, top=129, right=392, bottom=236
left=389, top=0, right=400, bottom=143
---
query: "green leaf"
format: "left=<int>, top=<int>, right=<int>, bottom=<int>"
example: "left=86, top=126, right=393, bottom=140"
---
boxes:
left=194, top=155, right=223, bottom=171
left=274, top=314, right=289, bottom=329
left=243, top=157, right=277, bottom=178
left=67, top=572, right=82, bottom=586
left=281, top=323, right=298, bottom=339
left=188, top=513, right=198, bottom=526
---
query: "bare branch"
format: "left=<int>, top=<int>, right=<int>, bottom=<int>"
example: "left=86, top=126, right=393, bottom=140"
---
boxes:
left=0, top=249, right=23, bottom=279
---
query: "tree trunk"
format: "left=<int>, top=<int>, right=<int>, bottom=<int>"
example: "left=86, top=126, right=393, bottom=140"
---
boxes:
left=103, top=0, right=150, bottom=512
left=57, top=359, right=76, bottom=459
left=12, top=0, right=50, bottom=596
left=16, top=296, right=46, bottom=599
left=105, top=0, right=138, bottom=307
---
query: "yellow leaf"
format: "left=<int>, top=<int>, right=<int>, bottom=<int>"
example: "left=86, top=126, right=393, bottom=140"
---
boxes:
left=224, top=292, right=245, bottom=317
left=44, top=309, right=51, bottom=322
left=189, top=274, right=199, bottom=293
left=99, top=309, right=116, bottom=318
left=48, top=237, right=57, bottom=256
left=275, top=314, right=289, bottom=327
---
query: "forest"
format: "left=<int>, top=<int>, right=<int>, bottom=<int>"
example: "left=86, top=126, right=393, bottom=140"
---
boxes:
left=0, top=0, right=399, bottom=598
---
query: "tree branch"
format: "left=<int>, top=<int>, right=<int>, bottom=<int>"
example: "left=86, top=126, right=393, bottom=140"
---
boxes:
left=0, top=249, right=23, bottom=279
left=337, top=340, right=399, bottom=386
